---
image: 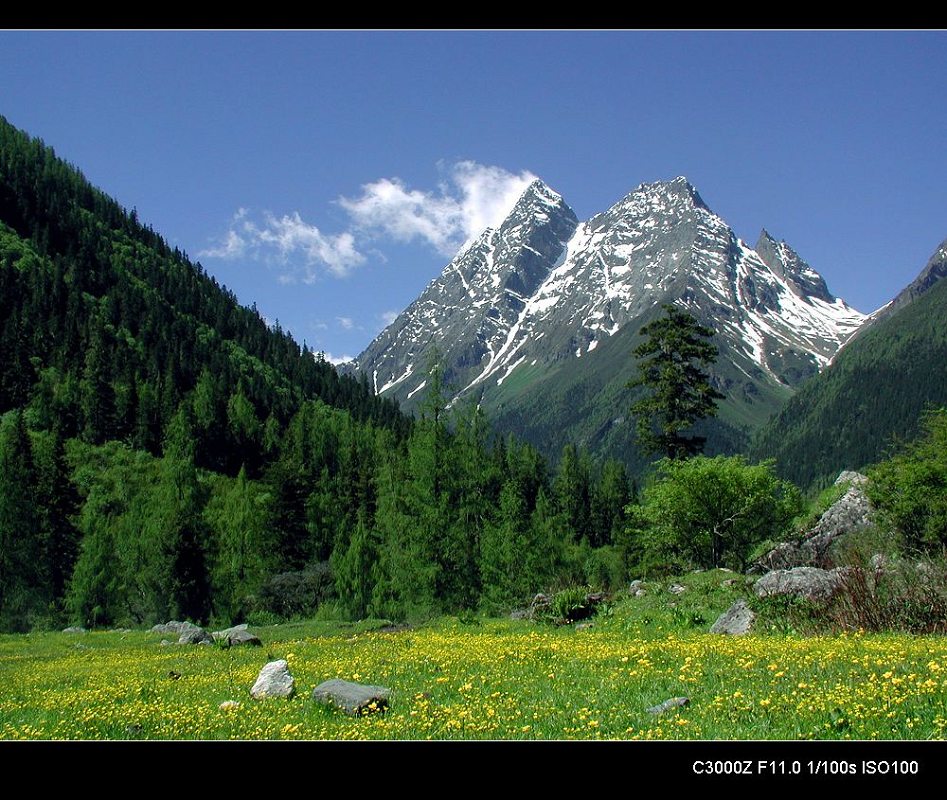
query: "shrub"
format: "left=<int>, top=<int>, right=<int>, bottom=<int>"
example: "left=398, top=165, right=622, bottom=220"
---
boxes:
left=827, top=554, right=947, bottom=634
left=629, top=456, right=802, bottom=573
left=867, top=408, right=947, bottom=553
left=548, top=585, right=600, bottom=624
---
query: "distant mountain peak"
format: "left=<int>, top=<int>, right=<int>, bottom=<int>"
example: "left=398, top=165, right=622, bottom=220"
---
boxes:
left=754, top=228, right=834, bottom=303
left=353, top=176, right=866, bottom=465
left=508, top=177, right=570, bottom=218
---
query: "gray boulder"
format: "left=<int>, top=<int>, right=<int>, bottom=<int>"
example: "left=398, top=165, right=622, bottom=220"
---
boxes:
left=710, top=599, right=756, bottom=635
left=312, top=679, right=391, bottom=716
left=223, top=629, right=262, bottom=647
left=800, top=473, right=872, bottom=560
left=668, top=583, right=686, bottom=595
left=519, top=593, right=551, bottom=620
left=628, top=579, right=644, bottom=593
left=151, top=620, right=202, bottom=636
left=62, top=626, right=87, bottom=633
left=647, top=696, right=689, bottom=715
left=755, top=566, right=847, bottom=602
left=212, top=623, right=248, bottom=640
left=177, top=626, right=214, bottom=645
left=212, top=623, right=261, bottom=646
left=251, top=660, right=295, bottom=699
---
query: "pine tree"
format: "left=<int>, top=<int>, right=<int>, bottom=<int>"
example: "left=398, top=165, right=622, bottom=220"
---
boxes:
left=80, top=321, right=115, bottom=445
left=590, top=458, right=632, bottom=547
left=34, top=424, right=80, bottom=607
left=211, top=464, right=273, bottom=620
left=628, top=304, right=724, bottom=460
left=334, top=509, right=381, bottom=620
left=0, top=412, right=43, bottom=630
left=553, top=444, right=592, bottom=542
left=155, top=405, right=212, bottom=623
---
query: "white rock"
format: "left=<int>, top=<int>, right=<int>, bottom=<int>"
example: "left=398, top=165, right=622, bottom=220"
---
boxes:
left=251, top=659, right=295, bottom=699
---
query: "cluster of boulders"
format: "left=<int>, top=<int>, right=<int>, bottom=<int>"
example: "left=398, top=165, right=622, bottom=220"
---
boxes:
left=510, top=591, right=606, bottom=623
left=708, top=471, right=876, bottom=635
left=148, top=620, right=263, bottom=647
left=248, top=659, right=391, bottom=716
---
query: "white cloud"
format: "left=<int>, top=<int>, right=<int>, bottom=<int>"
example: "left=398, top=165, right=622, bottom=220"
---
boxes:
left=200, top=208, right=365, bottom=280
left=380, top=310, right=399, bottom=326
left=199, top=227, right=247, bottom=260
left=340, top=161, right=538, bottom=256
left=336, top=316, right=354, bottom=330
left=200, top=161, right=538, bottom=282
left=315, top=351, right=354, bottom=366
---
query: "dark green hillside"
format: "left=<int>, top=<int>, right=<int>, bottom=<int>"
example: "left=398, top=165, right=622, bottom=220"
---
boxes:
left=0, top=116, right=641, bottom=632
left=750, top=270, right=947, bottom=489
left=482, top=302, right=789, bottom=477
left=0, top=114, right=407, bottom=468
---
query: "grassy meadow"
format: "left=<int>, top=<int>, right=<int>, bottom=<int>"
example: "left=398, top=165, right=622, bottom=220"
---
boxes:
left=2, top=571, right=947, bottom=741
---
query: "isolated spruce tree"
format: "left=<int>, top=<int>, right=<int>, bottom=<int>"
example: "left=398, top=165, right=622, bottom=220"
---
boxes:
left=628, top=304, right=724, bottom=460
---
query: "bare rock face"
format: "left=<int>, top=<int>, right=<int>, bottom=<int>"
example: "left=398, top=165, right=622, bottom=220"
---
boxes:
left=710, top=599, right=756, bottom=635
left=752, top=472, right=873, bottom=572
left=755, top=566, right=847, bottom=603
left=251, top=660, right=295, bottom=699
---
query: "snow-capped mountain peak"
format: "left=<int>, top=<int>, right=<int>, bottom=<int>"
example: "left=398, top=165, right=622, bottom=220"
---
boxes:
left=352, top=177, right=866, bottom=428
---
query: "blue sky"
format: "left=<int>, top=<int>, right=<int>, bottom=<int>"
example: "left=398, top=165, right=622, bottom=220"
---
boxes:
left=1, top=30, right=944, bottom=362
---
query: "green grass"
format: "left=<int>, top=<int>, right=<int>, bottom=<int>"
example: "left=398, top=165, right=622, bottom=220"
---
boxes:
left=2, top=575, right=946, bottom=740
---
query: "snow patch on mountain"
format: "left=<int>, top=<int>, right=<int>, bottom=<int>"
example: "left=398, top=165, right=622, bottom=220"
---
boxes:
left=353, top=176, right=868, bottom=409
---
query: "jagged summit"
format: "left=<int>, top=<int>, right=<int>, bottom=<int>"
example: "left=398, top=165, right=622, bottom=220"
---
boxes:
left=755, top=229, right=834, bottom=303
left=351, top=176, right=867, bottom=463
left=515, top=177, right=567, bottom=210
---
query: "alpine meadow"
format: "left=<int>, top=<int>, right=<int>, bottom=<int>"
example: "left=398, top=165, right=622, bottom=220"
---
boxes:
left=1, top=31, right=946, bottom=750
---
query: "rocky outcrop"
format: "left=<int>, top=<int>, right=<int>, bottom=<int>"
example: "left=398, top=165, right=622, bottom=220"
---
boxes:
left=710, top=600, right=756, bottom=635
left=755, top=566, right=848, bottom=603
left=212, top=623, right=247, bottom=639
left=753, top=471, right=873, bottom=571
